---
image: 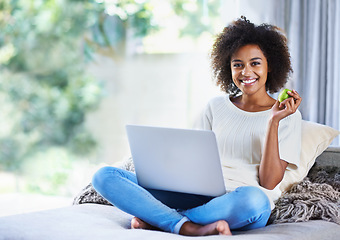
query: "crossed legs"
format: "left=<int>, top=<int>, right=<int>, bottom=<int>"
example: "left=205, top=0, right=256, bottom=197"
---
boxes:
left=92, top=167, right=271, bottom=236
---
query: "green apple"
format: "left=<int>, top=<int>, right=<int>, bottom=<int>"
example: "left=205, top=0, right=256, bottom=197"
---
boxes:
left=278, top=88, right=292, bottom=102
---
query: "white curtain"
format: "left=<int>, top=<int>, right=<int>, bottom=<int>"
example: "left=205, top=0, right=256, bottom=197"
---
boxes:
left=277, top=0, right=340, bottom=145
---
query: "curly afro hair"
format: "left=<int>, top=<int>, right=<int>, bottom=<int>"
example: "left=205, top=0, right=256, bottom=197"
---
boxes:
left=211, top=16, right=292, bottom=96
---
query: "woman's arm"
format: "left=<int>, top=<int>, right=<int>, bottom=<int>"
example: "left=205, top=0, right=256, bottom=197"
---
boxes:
left=259, top=118, right=288, bottom=189
left=259, top=90, right=302, bottom=190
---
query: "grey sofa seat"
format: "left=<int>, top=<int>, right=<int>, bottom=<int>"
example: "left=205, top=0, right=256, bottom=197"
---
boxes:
left=0, top=203, right=339, bottom=240
left=0, top=147, right=339, bottom=240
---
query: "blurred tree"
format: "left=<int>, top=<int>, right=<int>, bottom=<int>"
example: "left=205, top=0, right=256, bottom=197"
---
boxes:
left=0, top=0, right=158, bottom=172
left=0, top=0, right=104, bottom=171
left=0, top=0, right=219, bottom=173
left=171, top=0, right=222, bottom=37
left=87, top=0, right=158, bottom=57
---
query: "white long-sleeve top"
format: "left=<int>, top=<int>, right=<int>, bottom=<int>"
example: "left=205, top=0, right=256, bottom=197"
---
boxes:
left=195, top=95, right=302, bottom=209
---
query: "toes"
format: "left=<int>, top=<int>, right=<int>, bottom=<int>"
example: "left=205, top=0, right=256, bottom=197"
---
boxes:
left=216, top=221, right=232, bottom=236
left=131, top=217, right=142, bottom=229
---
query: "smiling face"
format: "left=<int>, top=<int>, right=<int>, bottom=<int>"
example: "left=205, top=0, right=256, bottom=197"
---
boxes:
left=230, top=44, right=269, bottom=97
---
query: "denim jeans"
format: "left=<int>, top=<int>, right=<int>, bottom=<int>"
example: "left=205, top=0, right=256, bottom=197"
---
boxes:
left=92, top=166, right=271, bottom=234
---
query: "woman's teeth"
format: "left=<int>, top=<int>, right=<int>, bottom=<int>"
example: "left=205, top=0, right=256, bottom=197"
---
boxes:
left=241, top=79, right=256, bottom=84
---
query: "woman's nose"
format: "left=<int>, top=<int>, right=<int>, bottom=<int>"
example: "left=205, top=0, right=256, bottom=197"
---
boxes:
left=242, top=65, right=252, bottom=76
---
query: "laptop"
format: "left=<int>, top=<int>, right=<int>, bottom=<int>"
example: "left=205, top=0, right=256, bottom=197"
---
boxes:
left=125, top=124, right=226, bottom=197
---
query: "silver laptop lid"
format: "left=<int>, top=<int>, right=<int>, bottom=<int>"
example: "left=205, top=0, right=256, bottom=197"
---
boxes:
left=126, top=125, right=226, bottom=197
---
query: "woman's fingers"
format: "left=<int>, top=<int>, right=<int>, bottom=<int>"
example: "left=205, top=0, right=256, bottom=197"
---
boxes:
left=277, top=89, right=302, bottom=117
left=280, top=90, right=301, bottom=110
left=273, top=89, right=302, bottom=121
left=288, top=89, right=302, bottom=107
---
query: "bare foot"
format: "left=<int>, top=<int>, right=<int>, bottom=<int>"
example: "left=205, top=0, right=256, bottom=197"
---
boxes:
left=179, top=220, right=232, bottom=236
left=130, top=217, right=160, bottom=231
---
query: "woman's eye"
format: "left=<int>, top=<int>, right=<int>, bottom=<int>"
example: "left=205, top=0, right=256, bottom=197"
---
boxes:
left=251, top=62, right=261, bottom=66
left=233, top=63, right=242, bottom=68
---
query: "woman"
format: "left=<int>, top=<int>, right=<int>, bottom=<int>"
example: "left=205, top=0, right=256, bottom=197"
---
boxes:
left=92, top=17, right=302, bottom=236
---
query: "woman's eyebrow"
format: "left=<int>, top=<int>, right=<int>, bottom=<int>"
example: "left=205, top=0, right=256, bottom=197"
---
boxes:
left=251, top=57, right=262, bottom=61
left=231, top=57, right=262, bottom=62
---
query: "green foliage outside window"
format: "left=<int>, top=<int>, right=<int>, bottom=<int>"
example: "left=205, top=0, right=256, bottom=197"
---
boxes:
left=171, top=0, right=221, bottom=37
left=0, top=0, right=159, bottom=174
left=0, top=0, right=104, bottom=172
left=0, top=0, right=220, bottom=195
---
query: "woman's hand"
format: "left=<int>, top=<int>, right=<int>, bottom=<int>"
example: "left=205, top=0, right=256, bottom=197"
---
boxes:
left=259, top=90, right=302, bottom=190
left=271, top=90, right=302, bottom=122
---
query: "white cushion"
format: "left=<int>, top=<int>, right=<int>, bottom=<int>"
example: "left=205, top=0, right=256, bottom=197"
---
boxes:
left=280, top=120, right=340, bottom=192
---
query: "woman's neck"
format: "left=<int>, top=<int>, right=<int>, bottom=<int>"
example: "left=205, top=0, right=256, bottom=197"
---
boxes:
left=230, top=93, right=276, bottom=112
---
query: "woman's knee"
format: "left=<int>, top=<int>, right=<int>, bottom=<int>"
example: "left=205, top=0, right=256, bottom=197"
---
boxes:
left=92, top=166, right=119, bottom=193
left=234, top=186, right=271, bottom=213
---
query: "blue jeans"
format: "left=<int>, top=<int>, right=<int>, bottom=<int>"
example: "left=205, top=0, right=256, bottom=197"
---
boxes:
left=92, top=166, right=271, bottom=234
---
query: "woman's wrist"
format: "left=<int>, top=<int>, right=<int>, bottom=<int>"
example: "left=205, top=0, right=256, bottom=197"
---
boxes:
left=268, top=117, right=280, bottom=128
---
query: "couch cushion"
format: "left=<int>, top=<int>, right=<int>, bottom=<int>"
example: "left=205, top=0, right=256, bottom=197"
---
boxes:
left=280, top=120, right=340, bottom=192
left=0, top=204, right=339, bottom=240
left=315, top=147, right=340, bottom=167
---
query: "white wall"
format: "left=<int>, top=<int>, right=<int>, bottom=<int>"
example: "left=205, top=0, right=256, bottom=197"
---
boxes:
left=86, top=53, right=222, bottom=165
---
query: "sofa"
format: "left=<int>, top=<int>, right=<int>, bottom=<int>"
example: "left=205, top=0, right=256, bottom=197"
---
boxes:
left=0, top=121, right=339, bottom=239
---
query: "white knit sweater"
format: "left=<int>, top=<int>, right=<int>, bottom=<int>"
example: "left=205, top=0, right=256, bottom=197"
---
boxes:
left=195, top=95, right=302, bottom=209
